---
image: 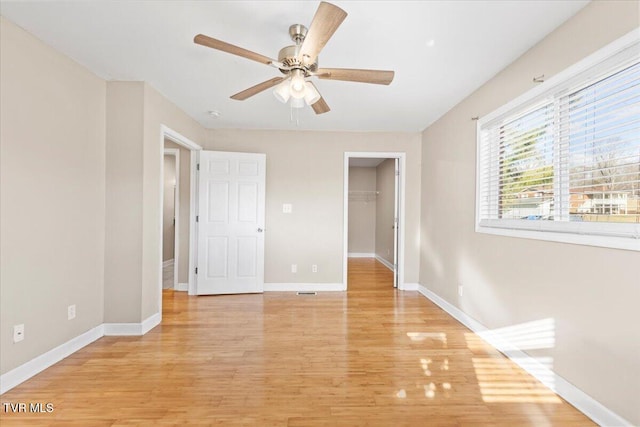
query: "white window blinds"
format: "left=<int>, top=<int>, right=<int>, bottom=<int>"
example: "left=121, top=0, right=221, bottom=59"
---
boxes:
left=477, top=34, right=640, bottom=244
left=563, top=62, right=640, bottom=220
left=479, top=102, right=556, bottom=221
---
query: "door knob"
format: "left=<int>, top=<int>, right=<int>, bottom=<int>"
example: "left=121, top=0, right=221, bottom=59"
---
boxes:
left=257, top=228, right=263, bottom=232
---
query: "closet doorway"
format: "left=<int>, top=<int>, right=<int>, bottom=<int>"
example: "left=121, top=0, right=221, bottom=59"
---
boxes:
left=343, top=152, right=405, bottom=290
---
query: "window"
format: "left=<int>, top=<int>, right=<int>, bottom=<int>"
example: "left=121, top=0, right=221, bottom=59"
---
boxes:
left=477, top=31, right=640, bottom=251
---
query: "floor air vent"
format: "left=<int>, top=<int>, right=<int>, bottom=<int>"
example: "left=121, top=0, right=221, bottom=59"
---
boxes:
left=296, top=291, right=317, bottom=296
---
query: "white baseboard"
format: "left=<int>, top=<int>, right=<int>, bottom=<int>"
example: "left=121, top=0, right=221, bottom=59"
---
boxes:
left=375, top=255, right=394, bottom=271
left=103, top=322, right=142, bottom=336
left=348, top=252, right=375, bottom=258
left=417, top=284, right=632, bottom=427
left=0, top=324, right=104, bottom=394
left=162, top=259, right=174, bottom=268
left=264, top=283, right=346, bottom=292
left=400, top=282, right=419, bottom=291
left=2, top=312, right=163, bottom=395
left=141, top=313, right=161, bottom=335
left=175, top=282, right=188, bottom=292
left=104, top=313, right=161, bottom=336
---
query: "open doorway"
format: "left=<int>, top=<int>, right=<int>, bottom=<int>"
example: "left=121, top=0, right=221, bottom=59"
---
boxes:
left=159, top=125, right=202, bottom=319
left=162, top=149, right=179, bottom=290
left=343, top=152, right=405, bottom=290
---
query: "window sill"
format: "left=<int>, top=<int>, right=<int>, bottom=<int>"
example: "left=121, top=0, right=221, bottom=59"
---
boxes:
left=476, top=223, right=640, bottom=252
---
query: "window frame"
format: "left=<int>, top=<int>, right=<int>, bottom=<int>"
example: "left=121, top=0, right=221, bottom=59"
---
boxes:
left=475, top=29, right=640, bottom=252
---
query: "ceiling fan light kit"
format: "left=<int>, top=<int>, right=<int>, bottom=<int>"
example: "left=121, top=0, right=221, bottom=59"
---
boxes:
left=304, top=82, right=321, bottom=105
left=194, top=1, right=395, bottom=116
left=273, top=79, right=291, bottom=103
left=288, top=69, right=307, bottom=99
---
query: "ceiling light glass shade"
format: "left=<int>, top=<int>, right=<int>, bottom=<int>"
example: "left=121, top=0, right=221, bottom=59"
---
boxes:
left=273, top=79, right=291, bottom=103
left=289, top=69, right=306, bottom=99
left=304, top=82, right=321, bottom=105
left=290, top=97, right=305, bottom=109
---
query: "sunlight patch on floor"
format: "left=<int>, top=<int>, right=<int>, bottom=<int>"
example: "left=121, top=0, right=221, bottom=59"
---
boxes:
left=464, top=317, right=558, bottom=401
left=471, top=357, right=561, bottom=403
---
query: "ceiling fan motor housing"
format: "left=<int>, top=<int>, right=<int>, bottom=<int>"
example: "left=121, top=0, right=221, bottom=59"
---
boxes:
left=277, top=24, right=318, bottom=75
left=289, top=24, right=307, bottom=43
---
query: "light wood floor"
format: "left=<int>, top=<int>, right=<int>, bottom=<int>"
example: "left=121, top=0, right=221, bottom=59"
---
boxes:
left=1, top=258, right=595, bottom=426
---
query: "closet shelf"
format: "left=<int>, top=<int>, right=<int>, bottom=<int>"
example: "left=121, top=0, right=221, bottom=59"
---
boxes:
left=349, top=190, right=379, bottom=202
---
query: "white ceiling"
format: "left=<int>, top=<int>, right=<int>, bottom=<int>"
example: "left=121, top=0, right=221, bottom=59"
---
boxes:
left=0, top=0, right=588, bottom=132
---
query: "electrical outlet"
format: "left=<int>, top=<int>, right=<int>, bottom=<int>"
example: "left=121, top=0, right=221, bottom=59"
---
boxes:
left=68, top=304, right=76, bottom=320
left=282, top=203, right=292, bottom=213
left=312, top=264, right=318, bottom=273
left=13, top=324, right=24, bottom=343
left=291, top=264, right=297, bottom=273
left=458, top=285, right=464, bottom=296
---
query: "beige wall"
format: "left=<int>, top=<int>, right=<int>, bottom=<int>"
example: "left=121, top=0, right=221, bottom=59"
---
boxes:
left=164, top=140, right=192, bottom=285
left=104, top=82, right=144, bottom=323
left=0, top=15, right=206, bottom=371
left=205, top=129, right=422, bottom=285
left=419, top=1, right=640, bottom=424
left=375, top=159, right=395, bottom=265
left=162, top=155, right=176, bottom=262
left=348, top=167, right=377, bottom=254
left=0, top=17, right=106, bottom=374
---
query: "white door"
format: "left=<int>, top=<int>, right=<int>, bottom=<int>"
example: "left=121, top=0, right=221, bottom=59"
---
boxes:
left=196, top=151, right=266, bottom=295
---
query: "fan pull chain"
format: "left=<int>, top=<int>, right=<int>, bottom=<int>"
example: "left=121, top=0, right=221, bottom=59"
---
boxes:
left=289, top=102, right=300, bottom=126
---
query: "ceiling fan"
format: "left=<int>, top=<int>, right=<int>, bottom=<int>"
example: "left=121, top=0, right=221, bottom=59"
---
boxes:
left=194, top=1, right=394, bottom=114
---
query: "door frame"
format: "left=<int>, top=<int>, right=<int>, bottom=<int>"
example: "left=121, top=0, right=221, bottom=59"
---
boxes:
left=159, top=125, right=202, bottom=310
left=343, top=152, right=406, bottom=290
left=163, top=148, right=180, bottom=290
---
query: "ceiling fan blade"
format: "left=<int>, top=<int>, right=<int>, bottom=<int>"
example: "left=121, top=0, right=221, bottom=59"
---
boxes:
left=317, top=68, right=395, bottom=85
left=230, top=77, right=287, bottom=100
left=298, top=2, right=347, bottom=66
left=311, top=96, right=330, bottom=114
left=194, top=34, right=277, bottom=65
